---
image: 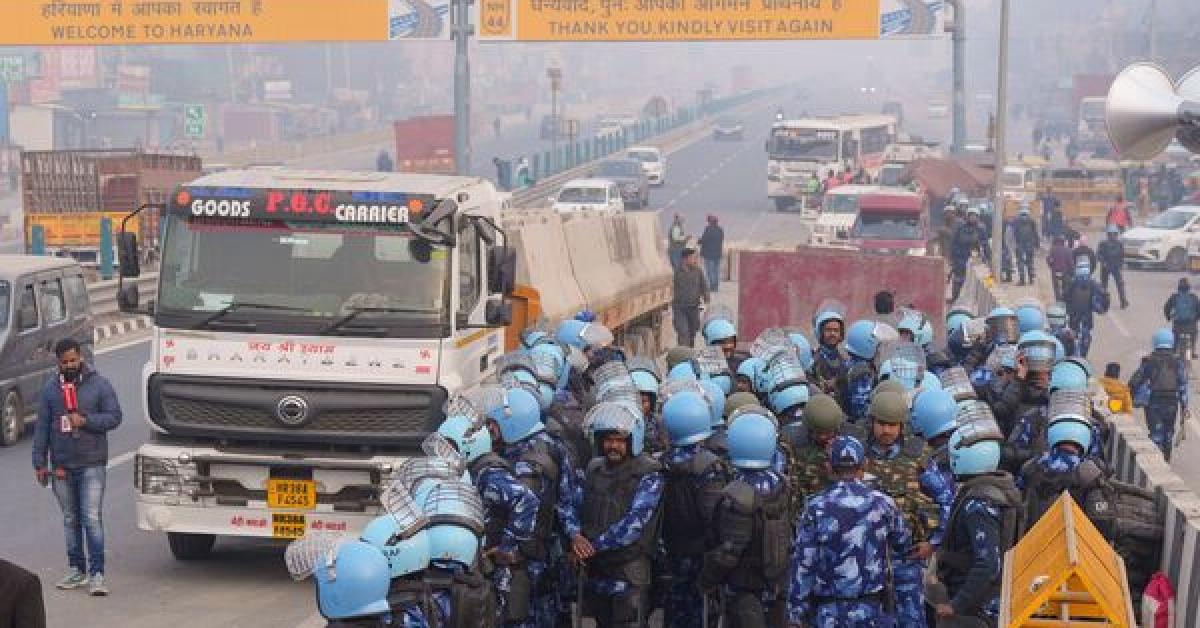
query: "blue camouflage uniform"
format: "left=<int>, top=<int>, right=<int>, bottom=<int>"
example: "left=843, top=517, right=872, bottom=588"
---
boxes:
left=1129, top=349, right=1190, bottom=458
left=663, top=444, right=727, bottom=628
left=504, top=431, right=583, bottom=628
left=787, top=478, right=912, bottom=627
left=1008, top=409, right=1104, bottom=466
left=813, top=346, right=848, bottom=396
left=942, top=498, right=1005, bottom=622
left=1016, top=450, right=1081, bottom=491
left=473, top=461, right=539, bottom=622
left=842, top=356, right=876, bottom=424
left=585, top=473, right=665, bottom=595
left=1064, top=277, right=1110, bottom=358
left=918, top=448, right=955, bottom=548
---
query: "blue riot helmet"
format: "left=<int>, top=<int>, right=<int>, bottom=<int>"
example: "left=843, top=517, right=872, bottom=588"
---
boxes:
left=575, top=309, right=597, bottom=323
left=1015, top=301, right=1045, bottom=333
left=585, top=400, right=646, bottom=456
left=661, top=391, right=713, bottom=446
left=698, top=379, right=727, bottom=427
left=897, top=308, right=934, bottom=349
left=761, top=350, right=808, bottom=413
left=726, top=411, right=778, bottom=470
left=1063, top=356, right=1093, bottom=378
left=421, top=482, right=485, bottom=569
left=1153, top=328, right=1175, bottom=350
left=845, top=320, right=897, bottom=360
left=1049, top=361, right=1089, bottom=393
left=627, top=358, right=662, bottom=398
left=986, top=307, right=1019, bottom=344
left=947, top=416, right=1004, bottom=477
left=768, top=384, right=809, bottom=416
left=917, top=370, right=942, bottom=392
left=437, top=397, right=491, bottom=463
left=1018, top=330, right=1057, bottom=373
left=703, top=317, right=738, bottom=346
left=556, top=319, right=614, bottom=351
left=736, top=357, right=765, bottom=391
left=359, top=516, right=432, bottom=579
left=286, top=534, right=393, bottom=620
left=667, top=361, right=699, bottom=382
left=476, top=385, right=543, bottom=443
left=529, top=341, right=570, bottom=391
left=911, top=389, right=959, bottom=440
left=812, top=299, right=848, bottom=344
left=878, top=341, right=926, bottom=390
left=786, top=330, right=815, bottom=370
left=1047, top=420, right=1093, bottom=451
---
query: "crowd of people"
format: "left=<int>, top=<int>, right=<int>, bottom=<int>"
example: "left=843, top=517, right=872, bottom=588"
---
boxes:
left=287, top=292, right=1178, bottom=628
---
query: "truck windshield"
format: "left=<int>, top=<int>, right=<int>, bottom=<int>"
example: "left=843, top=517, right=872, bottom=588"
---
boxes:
left=854, top=212, right=922, bottom=240
left=823, top=194, right=860, bottom=214
left=156, top=217, right=448, bottom=333
left=769, top=128, right=838, bottom=160
left=1146, top=210, right=1195, bottom=230
left=559, top=187, right=607, bottom=203
left=1002, top=172, right=1025, bottom=188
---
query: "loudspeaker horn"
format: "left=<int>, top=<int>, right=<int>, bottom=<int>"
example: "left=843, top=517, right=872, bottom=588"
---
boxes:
left=1106, top=63, right=1182, bottom=161
left=1176, top=65, right=1200, bottom=154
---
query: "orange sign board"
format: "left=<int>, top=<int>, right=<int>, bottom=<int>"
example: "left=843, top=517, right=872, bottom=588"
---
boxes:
left=480, top=0, right=880, bottom=41
left=0, top=0, right=414, bottom=45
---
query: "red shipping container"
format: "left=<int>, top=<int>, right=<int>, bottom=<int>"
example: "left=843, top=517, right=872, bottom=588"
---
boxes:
left=393, top=115, right=455, bottom=175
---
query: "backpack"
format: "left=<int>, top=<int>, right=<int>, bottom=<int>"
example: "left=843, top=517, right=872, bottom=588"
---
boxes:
left=1066, top=278, right=1094, bottom=317
left=1172, top=292, right=1199, bottom=324
left=1149, top=353, right=1180, bottom=396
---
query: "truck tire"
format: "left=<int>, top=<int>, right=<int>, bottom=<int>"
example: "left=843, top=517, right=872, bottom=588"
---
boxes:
left=1, top=390, right=22, bottom=446
left=168, top=532, right=216, bottom=560
left=1167, top=248, right=1188, bottom=272
left=774, top=197, right=795, bottom=212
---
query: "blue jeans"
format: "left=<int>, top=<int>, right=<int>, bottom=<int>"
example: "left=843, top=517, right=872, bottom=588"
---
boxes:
left=1146, top=401, right=1180, bottom=460
left=703, top=256, right=721, bottom=291
left=52, top=465, right=107, bottom=576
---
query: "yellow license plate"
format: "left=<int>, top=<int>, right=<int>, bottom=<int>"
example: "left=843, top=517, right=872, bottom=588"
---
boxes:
left=266, top=479, right=316, bottom=510
left=271, top=512, right=307, bottom=539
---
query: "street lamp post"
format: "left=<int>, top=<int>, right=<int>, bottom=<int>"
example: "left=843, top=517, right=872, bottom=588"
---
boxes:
left=990, top=0, right=1011, bottom=276
left=548, top=67, right=562, bottom=173
left=946, top=0, right=966, bottom=154
left=452, top=0, right=473, bottom=175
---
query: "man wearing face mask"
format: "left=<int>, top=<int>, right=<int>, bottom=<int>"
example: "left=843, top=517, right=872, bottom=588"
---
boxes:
left=31, top=338, right=122, bottom=597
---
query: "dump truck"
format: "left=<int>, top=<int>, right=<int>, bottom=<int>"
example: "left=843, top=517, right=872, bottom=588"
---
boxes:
left=21, top=149, right=201, bottom=262
left=114, top=169, right=671, bottom=559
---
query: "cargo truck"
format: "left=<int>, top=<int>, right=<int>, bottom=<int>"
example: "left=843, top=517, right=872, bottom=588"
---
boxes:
left=115, top=169, right=671, bottom=559
left=393, top=115, right=455, bottom=175
left=21, top=149, right=201, bottom=263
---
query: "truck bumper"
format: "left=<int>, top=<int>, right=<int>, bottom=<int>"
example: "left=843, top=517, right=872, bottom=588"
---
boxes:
left=137, top=499, right=375, bottom=539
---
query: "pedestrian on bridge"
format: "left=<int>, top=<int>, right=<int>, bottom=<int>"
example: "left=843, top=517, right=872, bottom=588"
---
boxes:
left=698, top=215, right=724, bottom=293
left=668, top=214, right=687, bottom=270
left=31, top=338, right=123, bottom=597
left=672, top=247, right=710, bottom=347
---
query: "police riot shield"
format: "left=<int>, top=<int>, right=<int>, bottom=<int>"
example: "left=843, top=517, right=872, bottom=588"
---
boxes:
left=694, top=346, right=732, bottom=379
left=763, top=351, right=807, bottom=394
left=987, top=311, right=1020, bottom=345
left=421, top=482, right=486, bottom=535
left=379, top=479, right=429, bottom=539
left=702, top=304, right=736, bottom=327
left=879, top=341, right=926, bottom=389
left=284, top=532, right=350, bottom=581
left=938, top=366, right=977, bottom=402
left=985, top=345, right=1019, bottom=374
left=625, top=355, right=661, bottom=380
left=1048, top=389, right=1092, bottom=425
left=955, top=401, right=1004, bottom=444
left=727, top=404, right=779, bottom=429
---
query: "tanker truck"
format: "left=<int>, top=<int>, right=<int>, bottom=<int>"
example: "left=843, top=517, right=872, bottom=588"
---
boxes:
left=115, top=168, right=671, bottom=559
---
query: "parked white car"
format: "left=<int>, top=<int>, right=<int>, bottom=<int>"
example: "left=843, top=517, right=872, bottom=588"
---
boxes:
left=626, top=146, right=665, bottom=186
left=1122, top=205, right=1200, bottom=271
left=551, top=179, right=625, bottom=215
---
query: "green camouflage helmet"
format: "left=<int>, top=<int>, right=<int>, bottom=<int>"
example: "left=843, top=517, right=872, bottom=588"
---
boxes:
left=872, top=378, right=907, bottom=400
left=724, top=392, right=760, bottom=418
left=804, top=394, right=845, bottom=431
left=870, top=390, right=909, bottom=424
left=665, top=347, right=695, bottom=370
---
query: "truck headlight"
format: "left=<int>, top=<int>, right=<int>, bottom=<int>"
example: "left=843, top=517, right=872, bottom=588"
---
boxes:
left=136, top=455, right=193, bottom=496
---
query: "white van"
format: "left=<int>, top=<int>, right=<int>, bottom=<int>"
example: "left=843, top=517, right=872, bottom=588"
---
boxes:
left=810, top=185, right=880, bottom=247
left=551, top=179, right=624, bottom=215
left=626, top=146, right=665, bottom=185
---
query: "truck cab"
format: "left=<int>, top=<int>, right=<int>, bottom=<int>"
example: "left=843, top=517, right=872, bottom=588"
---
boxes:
left=810, top=184, right=880, bottom=247
left=849, top=189, right=930, bottom=256
left=118, top=169, right=516, bottom=559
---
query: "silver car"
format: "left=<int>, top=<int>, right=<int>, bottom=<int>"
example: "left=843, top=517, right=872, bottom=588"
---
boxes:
left=591, top=158, right=650, bottom=209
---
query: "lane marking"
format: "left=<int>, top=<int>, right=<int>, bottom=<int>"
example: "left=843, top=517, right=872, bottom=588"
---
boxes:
left=1107, top=311, right=1133, bottom=339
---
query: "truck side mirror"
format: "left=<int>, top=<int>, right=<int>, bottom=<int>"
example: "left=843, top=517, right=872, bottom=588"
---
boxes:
left=118, top=232, right=141, bottom=278
left=484, top=297, right=512, bottom=326
left=117, top=283, right=140, bottom=312
left=488, top=245, right=516, bottom=295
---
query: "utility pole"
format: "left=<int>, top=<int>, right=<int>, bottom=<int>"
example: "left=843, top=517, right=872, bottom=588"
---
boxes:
left=990, top=0, right=1011, bottom=276
left=548, top=67, right=562, bottom=173
left=948, top=0, right=966, bottom=154
left=452, top=0, right=473, bottom=175
left=1149, top=0, right=1158, bottom=63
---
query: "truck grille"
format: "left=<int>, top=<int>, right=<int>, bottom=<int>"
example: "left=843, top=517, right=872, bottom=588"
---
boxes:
left=149, top=375, right=445, bottom=447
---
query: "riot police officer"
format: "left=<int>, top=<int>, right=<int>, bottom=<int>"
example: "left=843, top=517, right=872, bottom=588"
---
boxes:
left=863, top=391, right=936, bottom=627
left=780, top=393, right=864, bottom=515
left=787, top=435, right=912, bottom=627
left=574, top=402, right=664, bottom=627
left=659, top=392, right=730, bottom=628
left=935, top=421, right=1023, bottom=626
left=841, top=320, right=888, bottom=424
left=701, top=411, right=790, bottom=627
left=1129, top=328, right=1191, bottom=459
left=948, top=206, right=991, bottom=303
left=286, top=535, right=399, bottom=628
left=911, top=388, right=960, bottom=551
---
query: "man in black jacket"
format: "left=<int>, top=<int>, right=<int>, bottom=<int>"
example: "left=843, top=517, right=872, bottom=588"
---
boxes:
left=0, top=559, right=45, bottom=628
left=698, top=215, right=725, bottom=293
left=672, top=248, right=710, bottom=347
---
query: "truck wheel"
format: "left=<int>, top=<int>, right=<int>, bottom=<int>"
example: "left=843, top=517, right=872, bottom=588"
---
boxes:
left=1, top=390, right=22, bottom=446
left=774, top=197, right=794, bottom=212
left=168, top=532, right=216, bottom=560
left=1168, top=248, right=1188, bottom=272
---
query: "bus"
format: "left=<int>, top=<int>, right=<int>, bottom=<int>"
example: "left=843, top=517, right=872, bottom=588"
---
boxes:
left=766, top=114, right=897, bottom=212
